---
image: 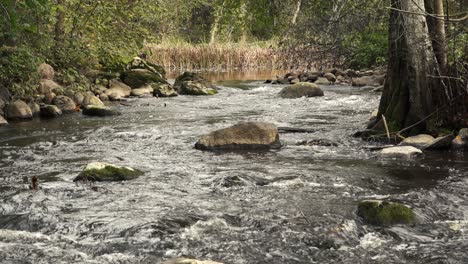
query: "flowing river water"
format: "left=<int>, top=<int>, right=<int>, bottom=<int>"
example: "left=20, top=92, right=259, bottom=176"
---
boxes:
left=0, top=73, right=467, bottom=263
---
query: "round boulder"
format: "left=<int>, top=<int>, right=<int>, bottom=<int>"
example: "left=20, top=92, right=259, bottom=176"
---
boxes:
left=6, top=100, right=33, bottom=120
left=74, top=162, right=143, bottom=182
left=0, top=115, right=8, bottom=126
left=37, top=63, right=55, bottom=80
left=323, top=73, right=336, bottom=83
left=82, top=95, right=104, bottom=107
left=40, top=104, right=62, bottom=118
left=279, top=82, right=324, bottom=98
left=104, top=80, right=132, bottom=99
left=195, top=122, right=281, bottom=151
left=152, top=83, right=178, bottom=97
left=53, top=95, right=76, bottom=113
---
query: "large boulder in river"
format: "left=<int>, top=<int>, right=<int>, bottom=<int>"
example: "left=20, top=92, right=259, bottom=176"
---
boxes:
left=279, top=82, right=324, bottom=98
left=5, top=100, right=33, bottom=120
left=37, top=63, right=55, bottom=80
left=121, top=69, right=167, bottom=89
left=152, top=83, right=178, bottom=97
left=82, top=105, right=121, bottom=117
left=195, top=122, right=281, bottom=151
left=52, top=95, right=76, bottom=113
left=380, top=146, right=423, bottom=159
left=73, top=162, right=143, bottom=182
left=174, top=72, right=217, bottom=96
left=357, top=200, right=416, bottom=226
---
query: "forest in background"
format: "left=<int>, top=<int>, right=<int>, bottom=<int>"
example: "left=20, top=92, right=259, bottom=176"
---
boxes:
left=0, top=0, right=466, bottom=98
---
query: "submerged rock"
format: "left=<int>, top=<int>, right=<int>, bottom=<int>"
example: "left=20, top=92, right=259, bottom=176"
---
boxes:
left=195, top=122, right=281, bottom=151
left=82, top=105, right=121, bottom=117
left=380, top=146, right=423, bottom=159
left=399, top=134, right=434, bottom=149
left=296, top=139, right=338, bottom=147
left=163, top=258, right=223, bottom=264
left=279, top=82, right=324, bottom=98
left=357, top=200, right=416, bottom=226
left=152, top=83, right=178, bottom=97
left=40, top=104, right=62, bottom=118
left=5, top=100, right=33, bottom=120
left=74, top=162, right=143, bottom=182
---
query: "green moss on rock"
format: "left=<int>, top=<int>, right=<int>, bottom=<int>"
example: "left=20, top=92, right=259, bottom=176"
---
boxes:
left=74, top=162, right=143, bottom=182
left=121, top=69, right=168, bottom=88
left=357, top=200, right=416, bottom=226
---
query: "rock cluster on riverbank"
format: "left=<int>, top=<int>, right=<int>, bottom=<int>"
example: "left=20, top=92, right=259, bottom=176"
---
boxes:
left=0, top=57, right=218, bottom=125
left=267, top=68, right=385, bottom=92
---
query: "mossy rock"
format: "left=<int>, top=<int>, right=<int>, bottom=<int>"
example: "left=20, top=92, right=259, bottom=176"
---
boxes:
left=357, top=200, right=416, bottom=226
left=121, top=69, right=168, bottom=88
left=74, top=162, right=144, bottom=182
left=174, top=72, right=217, bottom=92
left=82, top=105, right=121, bottom=117
left=152, top=83, right=178, bottom=97
left=180, top=81, right=218, bottom=96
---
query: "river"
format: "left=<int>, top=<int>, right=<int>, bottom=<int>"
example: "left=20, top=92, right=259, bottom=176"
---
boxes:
left=0, top=72, right=467, bottom=263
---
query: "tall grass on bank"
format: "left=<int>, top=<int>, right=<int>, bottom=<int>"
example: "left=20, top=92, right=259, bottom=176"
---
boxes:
left=146, top=41, right=287, bottom=71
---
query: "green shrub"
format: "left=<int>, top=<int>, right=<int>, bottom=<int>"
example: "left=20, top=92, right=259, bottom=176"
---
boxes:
left=343, top=28, right=388, bottom=70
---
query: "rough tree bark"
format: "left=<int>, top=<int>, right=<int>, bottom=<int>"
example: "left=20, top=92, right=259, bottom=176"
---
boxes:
left=54, top=0, right=65, bottom=44
left=375, top=0, right=445, bottom=135
left=425, top=0, right=448, bottom=73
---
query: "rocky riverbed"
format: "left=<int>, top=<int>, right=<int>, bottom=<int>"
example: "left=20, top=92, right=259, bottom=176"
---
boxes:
left=0, top=75, right=468, bottom=263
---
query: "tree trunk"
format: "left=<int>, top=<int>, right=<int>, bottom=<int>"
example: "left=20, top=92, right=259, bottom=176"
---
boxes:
left=375, top=0, right=443, bottom=135
left=54, top=0, right=65, bottom=48
left=425, top=0, right=448, bottom=73
left=291, top=0, right=302, bottom=25
left=209, top=2, right=224, bottom=46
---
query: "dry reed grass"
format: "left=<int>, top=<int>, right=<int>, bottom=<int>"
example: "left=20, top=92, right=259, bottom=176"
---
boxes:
left=146, top=42, right=287, bottom=71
